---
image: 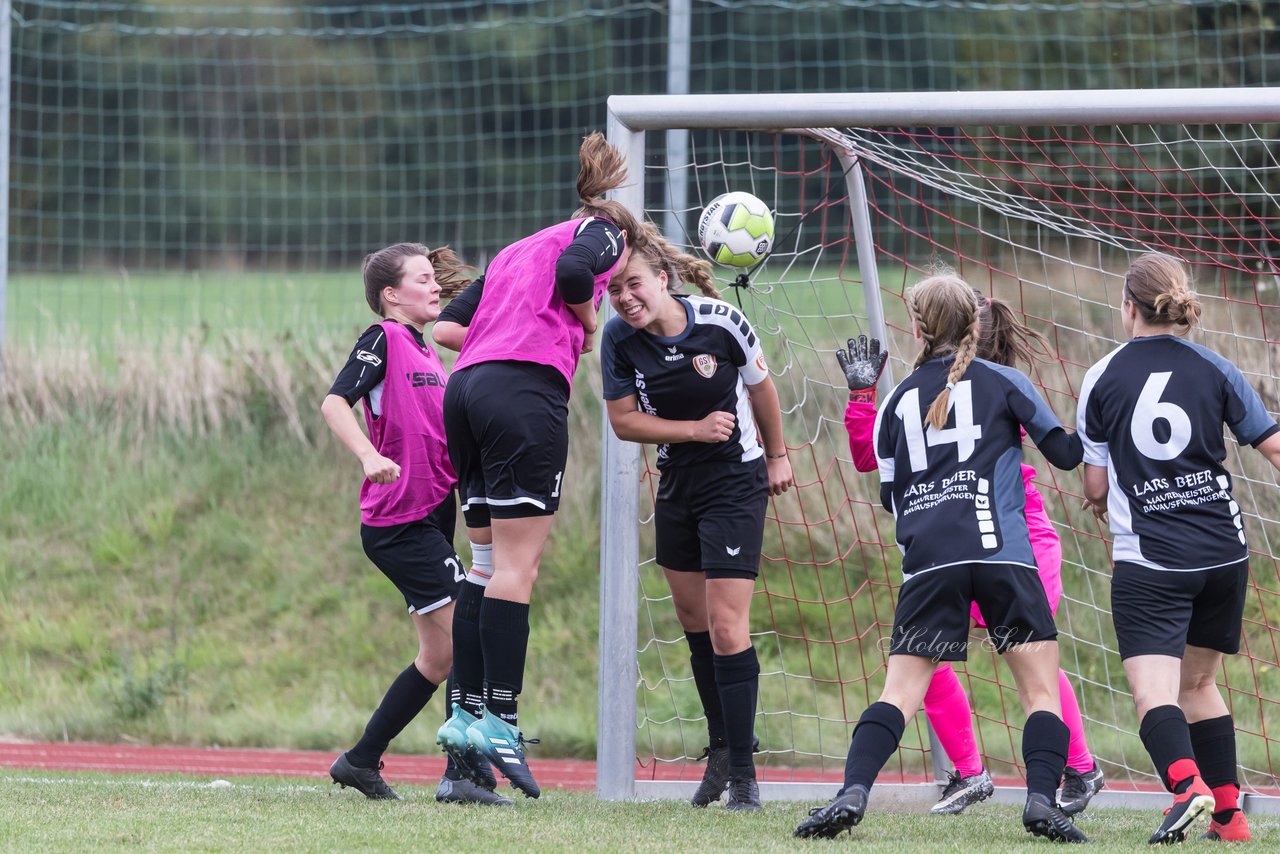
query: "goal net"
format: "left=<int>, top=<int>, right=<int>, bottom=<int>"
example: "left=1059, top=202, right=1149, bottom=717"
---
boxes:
left=598, top=91, right=1280, bottom=807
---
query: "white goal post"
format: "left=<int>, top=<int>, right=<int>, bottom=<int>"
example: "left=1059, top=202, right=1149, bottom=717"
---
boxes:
left=598, top=88, right=1280, bottom=812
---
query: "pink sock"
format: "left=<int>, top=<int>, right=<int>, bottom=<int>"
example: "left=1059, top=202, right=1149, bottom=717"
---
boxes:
left=1059, top=669, right=1094, bottom=773
left=923, top=663, right=982, bottom=777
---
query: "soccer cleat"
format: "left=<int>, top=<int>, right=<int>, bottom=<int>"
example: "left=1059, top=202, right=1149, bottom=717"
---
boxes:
left=434, top=775, right=515, bottom=807
left=690, top=745, right=731, bottom=807
left=1202, top=810, right=1251, bottom=843
left=1148, top=776, right=1214, bottom=845
left=690, top=735, right=761, bottom=808
left=930, top=768, right=995, bottom=815
left=465, top=706, right=541, bottom=799
left=329, top=753, right=402, bottom=800
left=794, top=785, right=868, bottom=839
left=1022, top=793, right=1088, bottom=843
left=725, top=774, right=762, bottom=813
left=1058, top=763, right=1106, bottom=817
left=437, top=704, right=498, bottom=790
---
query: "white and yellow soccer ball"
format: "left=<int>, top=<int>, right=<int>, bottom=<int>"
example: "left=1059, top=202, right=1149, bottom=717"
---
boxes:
left=697, top=191, right=775, bottom=268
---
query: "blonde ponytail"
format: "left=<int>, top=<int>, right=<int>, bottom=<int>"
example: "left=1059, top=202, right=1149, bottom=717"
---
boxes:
left=905, top=272, right=981, bottom=429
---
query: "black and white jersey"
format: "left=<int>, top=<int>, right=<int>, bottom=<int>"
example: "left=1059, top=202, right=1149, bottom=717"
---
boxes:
left=874, top=356, right=1081, bottom=579
left=601, top=295, right=769, bottom=469
left=1078, top=335, right=1279, bottom=572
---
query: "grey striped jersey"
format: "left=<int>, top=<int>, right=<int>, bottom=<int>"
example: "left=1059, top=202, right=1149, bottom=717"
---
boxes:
left=874, top=356, right=1079, bottom=578
left=1078, top=335, right=1278, bottom=571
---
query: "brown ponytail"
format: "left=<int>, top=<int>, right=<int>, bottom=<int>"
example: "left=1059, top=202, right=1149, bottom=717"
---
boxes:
left=629, top=223, right=720, bottom=298
left=975, top=290, right=1051, bottom=368
left=1124, top=252, right=1202, bottom=330
left=574, top=132, right=643, bottom=243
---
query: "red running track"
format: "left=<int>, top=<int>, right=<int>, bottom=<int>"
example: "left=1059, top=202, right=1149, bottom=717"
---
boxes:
left=0, top=741, right=853, bottom=790
left=0, top=741, right=592, bottom=789
left=14, top=742, right=1274, bottom=798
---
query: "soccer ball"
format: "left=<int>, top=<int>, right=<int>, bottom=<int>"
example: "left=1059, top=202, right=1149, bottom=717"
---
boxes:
left=697, top=191, right=775, bottom=268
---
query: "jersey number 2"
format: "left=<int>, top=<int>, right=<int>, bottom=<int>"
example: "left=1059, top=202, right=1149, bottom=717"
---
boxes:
left=894, top=381, right=983, bottom=472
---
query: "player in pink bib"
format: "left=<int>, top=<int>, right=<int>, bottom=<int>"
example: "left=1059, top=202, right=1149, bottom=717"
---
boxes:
left=430, top=133, right=642, bottom=798
left=839, top=292, right=1101, bottom=818
left=320, top=243, right=509, bottom=806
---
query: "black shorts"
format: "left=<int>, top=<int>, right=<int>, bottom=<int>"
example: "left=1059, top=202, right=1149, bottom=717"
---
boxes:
left=889, top=562, right=1057, bottom=661
left=360, top=494, right=463, bottom=614
left=655, top=458, right=769, bottom=580
left=1111, top=560, right=1249, bottom=659
left=443, top=361, right=570, bottom=528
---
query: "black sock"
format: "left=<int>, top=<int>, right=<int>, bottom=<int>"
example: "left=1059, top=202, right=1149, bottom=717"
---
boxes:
left=1022, top=711, right=1069, bottom=801
left=479, top=596, right=530, bottom=726
left=452, top=581, right=486, bottom=717
left=714, top=646, right=760, bottom=775
left=347, top=663, right=436, bottom=769
left=1189, top=715, right=1239, bottom=821
left=1140, top=705, right=1197, bottom=792
left=686, top=631, right=726, bottom=749
left=843, top=701, right=905, bottom=792
left=441, top=672, right=461, bottom=779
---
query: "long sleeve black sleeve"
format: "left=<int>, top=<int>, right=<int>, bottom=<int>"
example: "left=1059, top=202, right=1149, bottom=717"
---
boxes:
left=554, top=218, right=624, bottom=305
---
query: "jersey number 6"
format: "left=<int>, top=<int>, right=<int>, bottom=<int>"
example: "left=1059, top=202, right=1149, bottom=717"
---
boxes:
left=1130, top=372, right=1191, bottom=461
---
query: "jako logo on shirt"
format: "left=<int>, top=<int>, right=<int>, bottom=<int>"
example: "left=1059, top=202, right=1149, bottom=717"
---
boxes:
left=693, top=354, right=717, bottom=378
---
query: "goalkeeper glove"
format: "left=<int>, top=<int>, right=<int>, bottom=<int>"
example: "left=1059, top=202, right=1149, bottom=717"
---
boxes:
left=835, top=335, right=888, bottom=404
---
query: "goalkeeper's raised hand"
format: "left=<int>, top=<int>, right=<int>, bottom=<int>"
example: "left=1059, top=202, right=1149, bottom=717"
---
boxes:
left=835, top=335, right=888, bottom=403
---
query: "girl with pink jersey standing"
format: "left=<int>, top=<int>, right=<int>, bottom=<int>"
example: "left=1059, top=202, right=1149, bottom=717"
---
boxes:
left=430, top=133, right=638, bottom=799
left=839, top=293, right=1103, bottom=817
left=321, top=243, right=509, bottom=806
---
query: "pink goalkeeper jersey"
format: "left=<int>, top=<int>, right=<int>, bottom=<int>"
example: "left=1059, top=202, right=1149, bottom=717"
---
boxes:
left=452, top=219, right=621, bottom=390
left=844, top=396, right=1063, bottom=616
left=359, top=321, right=456, bottom=527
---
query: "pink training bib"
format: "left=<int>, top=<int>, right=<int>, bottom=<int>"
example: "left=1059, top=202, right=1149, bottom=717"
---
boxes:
left=359, top=321, right=456, bottom=526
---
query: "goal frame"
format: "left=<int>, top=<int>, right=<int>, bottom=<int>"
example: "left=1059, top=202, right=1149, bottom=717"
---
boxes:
left=597, top=88, right=1280, bottom=812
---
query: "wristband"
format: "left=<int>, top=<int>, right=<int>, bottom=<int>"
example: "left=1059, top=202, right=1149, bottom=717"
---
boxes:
left=766, top=451, right=788, bottom=460
left=849, top=388, right=876, bottom=404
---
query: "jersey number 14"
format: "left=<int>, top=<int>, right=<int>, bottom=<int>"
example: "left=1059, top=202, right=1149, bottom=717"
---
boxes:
left=895, top=381, right=983, bottom=472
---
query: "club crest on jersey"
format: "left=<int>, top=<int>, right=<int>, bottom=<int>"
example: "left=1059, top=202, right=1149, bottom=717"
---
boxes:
left=693, top=354, right=717, bottom=378
left=755, top=353, right=768, bottom=373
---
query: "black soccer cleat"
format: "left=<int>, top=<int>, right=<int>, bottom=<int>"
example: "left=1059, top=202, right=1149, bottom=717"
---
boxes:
left=794, top=785, right=868, bottom=839
left=725, top=774, right=762, bottom=812
left=1058, top=763, right=1105, bottom=817
left=691, top=746, right=731, bottom=807
left=1022, top=793, right=1088, bottom=843
left=434, top=775, right=514, bottom=806
left=329, top=753, right=402, bottom=800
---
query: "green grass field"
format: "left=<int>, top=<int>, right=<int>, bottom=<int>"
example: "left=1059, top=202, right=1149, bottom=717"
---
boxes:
left=7, top=271, right=368, bottom=348
left=2, top=769, right=1275, bottom=852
